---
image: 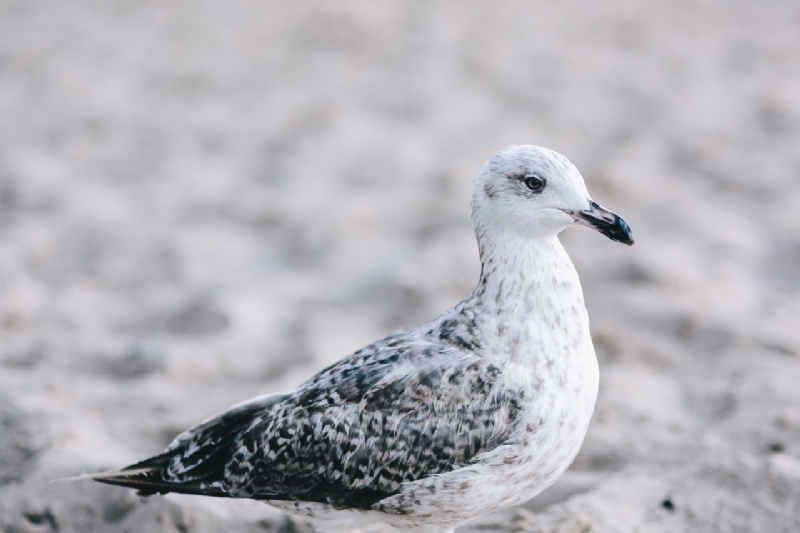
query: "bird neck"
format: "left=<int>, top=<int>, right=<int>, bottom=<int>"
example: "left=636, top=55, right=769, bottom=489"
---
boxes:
left=431, top=229, right=590, bottom=364
left=473, top=230, right=580, bottom=316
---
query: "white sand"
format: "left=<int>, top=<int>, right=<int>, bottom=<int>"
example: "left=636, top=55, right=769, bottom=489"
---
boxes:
left=1, top=1, right=800, bottom=532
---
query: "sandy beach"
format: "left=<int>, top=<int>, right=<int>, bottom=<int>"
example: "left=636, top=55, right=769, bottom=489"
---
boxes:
left=1, top=1, right=800, bottom=531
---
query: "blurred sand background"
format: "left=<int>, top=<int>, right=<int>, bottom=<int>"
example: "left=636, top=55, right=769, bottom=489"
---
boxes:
left=2, top=1, right=800, bottom=531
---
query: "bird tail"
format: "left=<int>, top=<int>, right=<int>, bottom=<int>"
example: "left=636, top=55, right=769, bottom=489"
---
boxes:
left=55, top=452, right=227, bottom=497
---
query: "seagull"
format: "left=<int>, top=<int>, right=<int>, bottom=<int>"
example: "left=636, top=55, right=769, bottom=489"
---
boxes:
left=91, top=145, right=633, bottom=533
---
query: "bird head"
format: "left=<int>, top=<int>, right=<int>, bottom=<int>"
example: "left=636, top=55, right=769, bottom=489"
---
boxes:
left=471, top=145, right=633, bottom=245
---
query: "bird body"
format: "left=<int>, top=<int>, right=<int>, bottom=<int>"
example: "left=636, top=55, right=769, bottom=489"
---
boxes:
left=91, top=146, right=632, bottom=533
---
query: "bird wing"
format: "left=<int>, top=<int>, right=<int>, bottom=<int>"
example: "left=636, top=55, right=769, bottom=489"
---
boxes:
left=95, top=333, right=523, bottom=510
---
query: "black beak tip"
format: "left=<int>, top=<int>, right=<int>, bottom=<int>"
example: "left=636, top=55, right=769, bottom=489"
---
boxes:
left=572, top=204, right=634, bottom=246
left=610, top=215, right=634, bottom=246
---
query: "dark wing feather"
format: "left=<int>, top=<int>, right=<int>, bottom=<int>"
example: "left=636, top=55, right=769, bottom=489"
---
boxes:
left=97, top=335, right=523, bottom=510
left=92, top=453, right=227, bottom=497
left=94, top=393, right=288, bottom=496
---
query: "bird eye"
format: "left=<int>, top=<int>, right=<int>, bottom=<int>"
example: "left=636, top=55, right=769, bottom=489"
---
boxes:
left=521, top=174, right=546, bottom=193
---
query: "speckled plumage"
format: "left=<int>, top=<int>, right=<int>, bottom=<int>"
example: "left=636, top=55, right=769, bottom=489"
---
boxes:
left=93, top=145, right=633, bottom=533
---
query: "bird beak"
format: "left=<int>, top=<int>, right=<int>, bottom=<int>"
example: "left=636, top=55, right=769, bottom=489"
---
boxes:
left=564, top=201, right=634, bottom=245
